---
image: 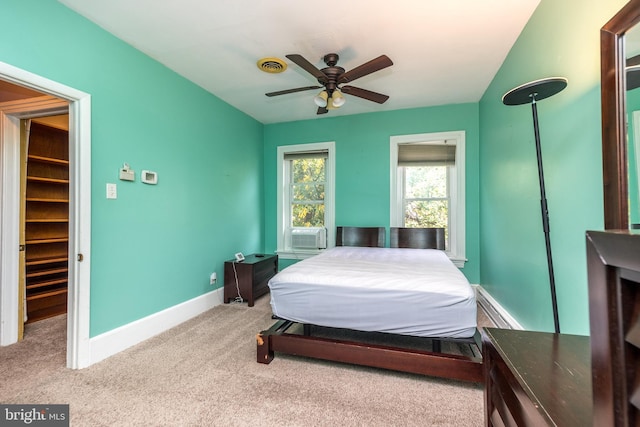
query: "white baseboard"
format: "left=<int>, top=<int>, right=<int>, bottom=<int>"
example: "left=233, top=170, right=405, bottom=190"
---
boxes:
left=89, top=288, right=223, bottom=366
left=475, top=285, right=523, bottom=330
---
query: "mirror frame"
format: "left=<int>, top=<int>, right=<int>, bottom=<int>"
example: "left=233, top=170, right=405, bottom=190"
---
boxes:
left=601, top=0, right=640, bottom=229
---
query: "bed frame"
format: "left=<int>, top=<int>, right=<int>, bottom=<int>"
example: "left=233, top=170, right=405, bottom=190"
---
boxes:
left=257, top=227, right=483, bottom=383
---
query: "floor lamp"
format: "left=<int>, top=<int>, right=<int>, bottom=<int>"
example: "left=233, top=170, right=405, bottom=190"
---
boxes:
left=502, top=77, right=567, bottom=334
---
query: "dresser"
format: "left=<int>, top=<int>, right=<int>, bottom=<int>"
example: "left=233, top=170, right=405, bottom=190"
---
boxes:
left=223, top=254, right=278, bottom=307
left=587, top=230, right=640, bottom=426
left=482, top=327, right=592, bottom=426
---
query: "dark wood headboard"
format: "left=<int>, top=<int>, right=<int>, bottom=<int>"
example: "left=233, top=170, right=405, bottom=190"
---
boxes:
left=336, top=227, right=385, bottom=248
left=390, top=227, right=445, bottom=250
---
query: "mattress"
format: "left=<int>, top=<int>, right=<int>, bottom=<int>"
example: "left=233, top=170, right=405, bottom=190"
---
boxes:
left=269, top=246, right=476, bottom=339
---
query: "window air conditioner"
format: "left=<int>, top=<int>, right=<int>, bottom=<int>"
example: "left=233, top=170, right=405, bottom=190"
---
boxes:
left=291, top=227, right=327, bottom=249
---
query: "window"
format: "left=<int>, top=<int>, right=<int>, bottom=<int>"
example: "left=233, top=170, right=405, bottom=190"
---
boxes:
left=390, top=132, right=465, bottom=266
left=403, top=164, right=450, bottom=229
left=288, top=152, right=326, bottom=227
left=277, top=142, right=335, bottom=258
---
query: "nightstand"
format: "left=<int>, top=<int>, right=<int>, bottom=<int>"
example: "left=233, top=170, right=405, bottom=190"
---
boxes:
left=223, top=254, right=278, bottom=307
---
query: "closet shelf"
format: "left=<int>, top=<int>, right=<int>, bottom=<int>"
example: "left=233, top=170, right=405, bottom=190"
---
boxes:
left=26, top=278, right=68, bottom=290
left=27, top=154, right=69, bottom=166
left=26, top=237, right=69, bottom=245
left=27, top=176, right=69, bottom=184
left=26, top=256, right=68, bottom=266
left=26, top=197, right=69, bottom=203
left=26, top=267, right=68, bottom=278
left=26, top=288, right=68, bottom=301
left=25, top=218, right=68, bottom=223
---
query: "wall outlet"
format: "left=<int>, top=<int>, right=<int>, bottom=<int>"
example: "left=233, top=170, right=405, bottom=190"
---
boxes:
left=209, top=272, right=217, bottom=285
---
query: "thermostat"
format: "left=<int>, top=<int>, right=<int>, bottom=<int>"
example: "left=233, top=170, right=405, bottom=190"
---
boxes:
left=141, top=170, right=158, bottom=185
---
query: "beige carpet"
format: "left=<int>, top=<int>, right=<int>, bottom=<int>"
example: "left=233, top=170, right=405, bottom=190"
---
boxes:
left=0, top=296, right=492, bottom=426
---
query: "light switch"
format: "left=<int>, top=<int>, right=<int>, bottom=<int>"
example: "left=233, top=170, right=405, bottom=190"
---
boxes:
left=106, top=183, right=117, bottom=199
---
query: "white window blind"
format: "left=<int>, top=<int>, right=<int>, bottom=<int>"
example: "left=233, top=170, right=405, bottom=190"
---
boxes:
left=397, top=143, right=456, bottom=166
left=284, top=150, right=328, bottom=160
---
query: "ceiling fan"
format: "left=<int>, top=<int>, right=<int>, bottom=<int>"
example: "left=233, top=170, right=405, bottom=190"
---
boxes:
left=266, top=53, right=393, bottom=115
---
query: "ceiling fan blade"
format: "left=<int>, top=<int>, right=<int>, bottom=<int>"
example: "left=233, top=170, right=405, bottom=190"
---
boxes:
left=266, top=86, right=323, bottom=97
left=286, top=54, right=329, bottom=84
left=628, top=54, right=640, bottom=67
left=627, top=55, right=640, bottom=91
left=338, top=55, right=393, bottom=84
left=628, top=67, right=640, bottom=91
left=341, top=85, right=390, bottom=104
left=317, top=106, right=328, bottom=115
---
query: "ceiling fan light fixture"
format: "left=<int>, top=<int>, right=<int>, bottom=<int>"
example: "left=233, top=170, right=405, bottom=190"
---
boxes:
left=331, top=90, right=346, bottom=107
left=314, top=90, right=328, bottom=107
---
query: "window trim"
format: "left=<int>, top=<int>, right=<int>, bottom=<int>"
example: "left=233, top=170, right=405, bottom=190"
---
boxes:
left=390, top=131, right=466, bottom=267
left=277, top=141, right=335, bottom=259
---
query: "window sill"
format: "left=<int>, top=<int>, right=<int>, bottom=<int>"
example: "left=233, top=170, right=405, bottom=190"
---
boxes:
left=449, top=256, right=467, bottom=268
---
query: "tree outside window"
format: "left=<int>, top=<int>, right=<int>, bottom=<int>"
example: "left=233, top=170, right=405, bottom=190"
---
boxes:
left=290, top=158, right=326, bottom=227
left=403, top=166, right=449, bottom=233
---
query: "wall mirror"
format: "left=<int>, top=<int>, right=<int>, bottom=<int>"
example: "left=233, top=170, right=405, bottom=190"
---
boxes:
left=601, top=0, right=640, bottom=229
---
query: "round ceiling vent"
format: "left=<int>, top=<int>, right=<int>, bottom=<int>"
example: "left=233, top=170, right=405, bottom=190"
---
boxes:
left=257, top=57, right=287, bottom=74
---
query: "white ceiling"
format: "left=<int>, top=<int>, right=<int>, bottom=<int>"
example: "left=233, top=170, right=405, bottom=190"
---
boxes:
left=58, top=0, right=540, bottom=124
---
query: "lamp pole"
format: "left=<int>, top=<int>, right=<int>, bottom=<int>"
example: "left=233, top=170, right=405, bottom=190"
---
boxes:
left=502, top=77, right=567, bottom=334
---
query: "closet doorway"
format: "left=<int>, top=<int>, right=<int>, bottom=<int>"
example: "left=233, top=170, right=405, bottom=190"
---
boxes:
left=0, top=62, right=92, bottom=369
left=1, top=81, right=69, bottom=342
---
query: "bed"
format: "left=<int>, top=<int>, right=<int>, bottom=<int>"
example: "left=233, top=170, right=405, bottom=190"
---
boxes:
left=256, top=227, right=483, bottom=383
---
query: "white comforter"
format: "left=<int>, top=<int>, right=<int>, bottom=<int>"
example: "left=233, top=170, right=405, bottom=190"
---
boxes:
left=269, top=246, right=476, bottom=339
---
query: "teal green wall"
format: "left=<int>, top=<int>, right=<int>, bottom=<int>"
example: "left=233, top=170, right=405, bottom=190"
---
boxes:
left=264, top=104, right=481, bottom=283
left=1, top=1, right=264, bottom=336
left=478, top=0, right=627, bottom=334
left=628, top=88, right=640, bottom=225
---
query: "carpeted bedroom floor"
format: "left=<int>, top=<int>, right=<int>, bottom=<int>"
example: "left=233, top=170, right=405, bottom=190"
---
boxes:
left=0, top=294, right=494, bottom=426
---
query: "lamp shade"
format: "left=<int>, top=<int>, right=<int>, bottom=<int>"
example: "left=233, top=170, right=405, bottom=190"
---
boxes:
left=331, top=90, right=346, bottom=107
left=314, top=91, right=328, bottom=107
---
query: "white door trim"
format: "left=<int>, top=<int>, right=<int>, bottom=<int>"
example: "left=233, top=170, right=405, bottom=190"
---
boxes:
left=0, top=61, right=92, bottom=369
left=0, top=113, right=21, bottom=345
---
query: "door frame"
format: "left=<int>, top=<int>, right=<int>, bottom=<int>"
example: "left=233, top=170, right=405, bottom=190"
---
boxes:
left=0, top=61, right=91, bottom=369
